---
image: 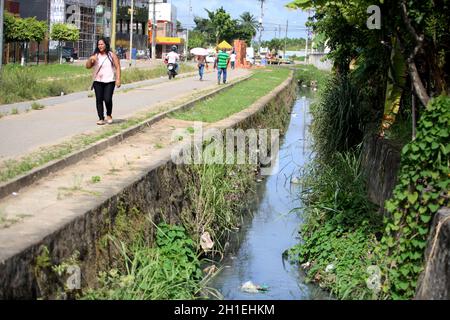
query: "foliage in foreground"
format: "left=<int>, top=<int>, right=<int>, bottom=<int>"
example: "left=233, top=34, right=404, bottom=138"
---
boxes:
left=377, top=96, right=450, bottom=299
left=289, top=152, right=382, bottom=299
left=83, top=223, right=203, bottom=300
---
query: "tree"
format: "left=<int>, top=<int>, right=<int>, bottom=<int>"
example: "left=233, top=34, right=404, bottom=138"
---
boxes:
left=239, top=12, right=258, bottom=41
left=3, top=12, right=16, bottom=43
left=206, top=7, right=236, bottom=45
left=233, top=23, right=255, bottom=45
left=31, top=19, right=48, bottom=65
left=51, top=23, right=80, bottom=64
left=187, top=30, right=207, bottom=49
left=267, top=38, right=283, bottom=54
left=286, top=0, right=450, bottom=300
left=7, top=16, right=47, bottom=66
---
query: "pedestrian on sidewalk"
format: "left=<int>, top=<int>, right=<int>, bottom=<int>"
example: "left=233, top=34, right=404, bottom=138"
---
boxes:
left=86, top=38, right=121, bottom=125
left=196, top=55, right=208, bottom=81
left=214, top=48, right=230, bottom=85
left=230, top=51, right=237, bottom=70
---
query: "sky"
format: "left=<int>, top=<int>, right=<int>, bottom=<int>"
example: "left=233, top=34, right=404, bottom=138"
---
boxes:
left=170, top=0, right=310, bottom=41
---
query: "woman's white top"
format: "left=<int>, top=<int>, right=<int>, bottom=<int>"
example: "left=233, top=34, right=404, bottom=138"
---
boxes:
left=94, top=52, right=115, bottom=83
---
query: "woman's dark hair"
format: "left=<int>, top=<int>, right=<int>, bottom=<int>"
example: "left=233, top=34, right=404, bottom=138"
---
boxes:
left=93, top=38, right=111, bottom=55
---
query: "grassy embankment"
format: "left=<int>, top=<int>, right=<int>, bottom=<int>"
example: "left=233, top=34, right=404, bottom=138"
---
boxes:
left=0, top=63, right=196, bottom=105
left=287, top=65, right=385, bottom=299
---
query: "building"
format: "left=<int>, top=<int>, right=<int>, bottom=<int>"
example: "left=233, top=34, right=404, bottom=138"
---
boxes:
left=115, top=0, right=149, bottom=57
left=5, top=0, right=149, bottom=61
left=148, top=0, right=183, bottom=58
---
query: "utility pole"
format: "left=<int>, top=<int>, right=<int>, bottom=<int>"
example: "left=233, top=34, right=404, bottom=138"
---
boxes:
left=258, top=0, right=265, bottom=49
left=284, top=20, right=288, bottom=59
left=151, top=0, right=156, bottom=61
left=0, top=0, right=4, bottom=71
left=185, top=0, right=191, bottom=62
left=129, top=0, right=134, bottom=66
left=111, top=0, right=117, bottom=51
left=93, top=2, right=97, bottom=53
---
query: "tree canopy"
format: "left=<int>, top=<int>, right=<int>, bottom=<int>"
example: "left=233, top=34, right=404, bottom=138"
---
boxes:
left=193, top=7, right=258, bottom=47
left=50, top=23, right=80, bottom=43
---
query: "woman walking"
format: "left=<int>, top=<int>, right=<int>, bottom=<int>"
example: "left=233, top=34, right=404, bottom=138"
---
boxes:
left=86, top=38, right=121, bottom=125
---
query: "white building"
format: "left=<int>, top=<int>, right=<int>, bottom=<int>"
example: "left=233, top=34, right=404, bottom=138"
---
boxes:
left=148, top=0, right=182, bottom=58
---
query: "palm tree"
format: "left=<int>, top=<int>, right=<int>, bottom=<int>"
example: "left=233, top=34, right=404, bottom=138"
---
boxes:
left=239, top=12, right=258, bottom=36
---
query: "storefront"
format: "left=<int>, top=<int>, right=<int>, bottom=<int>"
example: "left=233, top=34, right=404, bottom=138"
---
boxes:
left=155, top=37, right=184, bottom=59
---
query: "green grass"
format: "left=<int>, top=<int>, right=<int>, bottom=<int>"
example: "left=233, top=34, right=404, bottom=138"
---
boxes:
left=294, top=64, right=330, bottom=88
left=82, top=215, right=211, bottom=299
left=170, top=67, right=290, bottom=123
left=2, top=63, right=91, bottom=81
left=288, top=151, right=382, bottom=299
left=0, top=63, right=196, bottom=105
left=31, top=102, right=45, bottom=110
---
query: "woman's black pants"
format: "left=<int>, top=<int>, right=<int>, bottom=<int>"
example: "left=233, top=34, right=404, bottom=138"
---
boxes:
left=93, top=81, right=116, bottom=120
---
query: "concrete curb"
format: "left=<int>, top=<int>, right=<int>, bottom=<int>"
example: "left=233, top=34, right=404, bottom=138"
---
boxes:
left=0, top=73, right=253, bottom=200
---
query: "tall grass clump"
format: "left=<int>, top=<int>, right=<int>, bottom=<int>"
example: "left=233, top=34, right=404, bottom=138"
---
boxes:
left=83, top=223, right=206, bottom=300
left=0, top=65, right=42, bottom=103
left=289, top=151, right=382, bottom=299
left=310, top=74, right=369, bottom=163
left=180, top=159, right=256, bottom=254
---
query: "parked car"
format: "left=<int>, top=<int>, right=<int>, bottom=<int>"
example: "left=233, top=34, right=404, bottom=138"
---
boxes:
left=62, top=47, right=78, bottom=62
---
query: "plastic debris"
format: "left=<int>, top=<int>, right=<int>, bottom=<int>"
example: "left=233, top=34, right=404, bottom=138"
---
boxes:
left=291, top=177, right=301, bottom=184
left=325, top=264, right=335, bottom=273
left=12, top=192, right=18, bottom=196
left=203, top=265, right=218, bottom=276
left=200, top=231, right=214, bottom=251
left=301, top=261, right=311, bottom=270
left=241, top=281, right=270, bottom=293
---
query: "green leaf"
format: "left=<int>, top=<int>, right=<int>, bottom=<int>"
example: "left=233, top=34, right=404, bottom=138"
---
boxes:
left=420, top=214, right=432, bottom=223
left=397, top=281, right=410, bottom=290
left=386, top=201, right=397, bottom=212
left=428, top=203, right=440, bottom=213
left=408, top=192, right=419, bottom=204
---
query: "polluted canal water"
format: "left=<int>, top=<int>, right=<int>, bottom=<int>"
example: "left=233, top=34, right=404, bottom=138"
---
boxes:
left=209, top=90, right=330, bottom=300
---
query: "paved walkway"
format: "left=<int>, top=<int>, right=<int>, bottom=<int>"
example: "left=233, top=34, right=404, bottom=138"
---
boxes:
left=0, top=68, right=250, bottom=160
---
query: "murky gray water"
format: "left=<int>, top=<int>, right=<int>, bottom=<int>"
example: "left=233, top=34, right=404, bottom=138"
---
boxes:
left=209, top=90, right=331, bottom=300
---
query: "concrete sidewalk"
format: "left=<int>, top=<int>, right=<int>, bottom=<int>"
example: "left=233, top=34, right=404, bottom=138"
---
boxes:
left=0, top=68, right=250, bottom=160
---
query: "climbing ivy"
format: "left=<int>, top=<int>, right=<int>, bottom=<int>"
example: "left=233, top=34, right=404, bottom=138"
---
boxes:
left=379, top=96, right=450, bottom=299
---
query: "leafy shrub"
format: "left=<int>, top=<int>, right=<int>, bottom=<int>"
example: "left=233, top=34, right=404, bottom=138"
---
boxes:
left=83, top=223, right=203, bottom=300
left=310, top=74, right=369, bottom=163
left=378, top=95, right=450, bottom=299
left=289, top=151, right=382, bottom=299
